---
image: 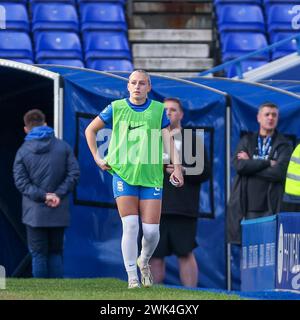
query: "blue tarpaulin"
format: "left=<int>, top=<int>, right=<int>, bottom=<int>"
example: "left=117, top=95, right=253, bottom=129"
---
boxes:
left=259, top=80, right=300, bottom=96
left=2, top=63, right=300, bottom=291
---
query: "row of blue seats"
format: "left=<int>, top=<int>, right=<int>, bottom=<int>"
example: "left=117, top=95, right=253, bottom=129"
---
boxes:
left=1, top=2, right=127, bottom=32
left=214, top=1, right=300, bottom=77
left=0, top=0, right=131, bottom=71
left=216, top=4, right=300, bottom=36
left=0, top=0, right=126, bottom=4
left=220, top=32, right=299, bottom=77
left=0, top=30, right=132, bottom=64
left=214, top=0, right=300, bottom=5
left=221, top=32, right=299, bottom=62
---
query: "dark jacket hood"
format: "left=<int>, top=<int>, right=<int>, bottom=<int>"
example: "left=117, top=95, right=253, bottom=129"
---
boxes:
left=24, top=126, right=54, bottom=154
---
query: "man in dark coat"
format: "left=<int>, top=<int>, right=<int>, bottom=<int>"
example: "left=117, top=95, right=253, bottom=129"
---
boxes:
left=227, top=102, right=293, bottom=244
left=13, top=109, right=80, bottom=278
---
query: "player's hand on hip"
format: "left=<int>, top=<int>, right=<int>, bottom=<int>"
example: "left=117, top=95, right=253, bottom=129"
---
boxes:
left=94, top=155, right=111, bottom=171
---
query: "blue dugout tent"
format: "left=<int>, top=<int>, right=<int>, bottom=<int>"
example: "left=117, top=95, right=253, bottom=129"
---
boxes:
left=259, top=80, right=300, bottom=96
left=1, top=61, right=300, bottom=291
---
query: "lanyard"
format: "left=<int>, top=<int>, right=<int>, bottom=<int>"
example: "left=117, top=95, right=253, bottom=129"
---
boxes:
left=257, top=136, right=272, bottom=159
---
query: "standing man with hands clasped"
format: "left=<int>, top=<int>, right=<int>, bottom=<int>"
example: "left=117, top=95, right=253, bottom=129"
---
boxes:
left=85, top=70, right=184, bottom=289
left=227, top=102, right=292, bottom=244
left=13, top=109, right=80, bottom=278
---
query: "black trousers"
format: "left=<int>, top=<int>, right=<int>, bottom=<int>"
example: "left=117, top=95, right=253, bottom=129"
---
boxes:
left=26, top=225, right=65, bottom=278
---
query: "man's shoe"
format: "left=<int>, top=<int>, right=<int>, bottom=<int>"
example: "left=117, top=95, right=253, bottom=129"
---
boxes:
left=137, top=256, right=153, bottom=288
left=128, top=278, right=140, bottom=289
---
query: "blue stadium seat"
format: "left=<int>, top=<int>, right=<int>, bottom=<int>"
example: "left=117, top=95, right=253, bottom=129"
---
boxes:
left=214, top=0, right=262, bottom=4
left=35, top=31, right=82, bottom=60
left=32, top=3, right=79, bottom=32
left=87, top=59, right=133, bottom=71
left=221, top=32, right=269, bottom=61
left=263, top=0, right=300, bottom=11
left=36, top=58, right=84, bottom=67
left=0, top=0, right=27, bottom=3
left=29, top=0, right=76, bottom=4
left=84, top=31, right=131, bottom=64
left=225, top=59, right=268, bottom=77
left=270, top=32, right=300, bottom=59
left=0, top=31, right=33, bottom=59
left=267, top=4, right=299, bottom=36
left=0, top=3, right=29, bottom=31
left=80, top=3, right=127, bottom=32
left=77, top=0, right=126, bottom=4
left=216, top=4, right=265, bottom=32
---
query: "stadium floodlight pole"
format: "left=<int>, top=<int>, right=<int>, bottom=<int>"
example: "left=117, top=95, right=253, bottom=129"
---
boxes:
left=226, top=102, right=231, bottom=291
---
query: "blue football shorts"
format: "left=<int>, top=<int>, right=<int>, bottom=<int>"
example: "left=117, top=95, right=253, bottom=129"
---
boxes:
left=112, top=174, right=163, bottom=200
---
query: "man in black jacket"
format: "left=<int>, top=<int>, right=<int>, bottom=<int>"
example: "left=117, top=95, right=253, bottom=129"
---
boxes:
left=13, top=109, right=80, bottom=278
left=227, top=102, right=293, bottom=244
left=150, top=98, right=210, bottom=287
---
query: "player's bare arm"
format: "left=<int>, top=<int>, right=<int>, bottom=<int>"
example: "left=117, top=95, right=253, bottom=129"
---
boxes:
left=162, top=127, right=184, bottom=187
left=85, top=116, right=111, bottom=170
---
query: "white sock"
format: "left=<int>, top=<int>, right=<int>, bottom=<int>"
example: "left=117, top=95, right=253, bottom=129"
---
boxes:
left=121, top=215, right=139, bottom=281
left=140, top=223, right=160, bottom=267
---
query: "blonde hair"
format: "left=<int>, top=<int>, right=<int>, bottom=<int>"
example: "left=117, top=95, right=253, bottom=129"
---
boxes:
left=129, top=69, right=151, bottom=85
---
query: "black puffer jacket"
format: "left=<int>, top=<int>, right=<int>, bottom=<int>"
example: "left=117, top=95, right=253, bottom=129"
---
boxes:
left=227, top=131, right=293, bottom=244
